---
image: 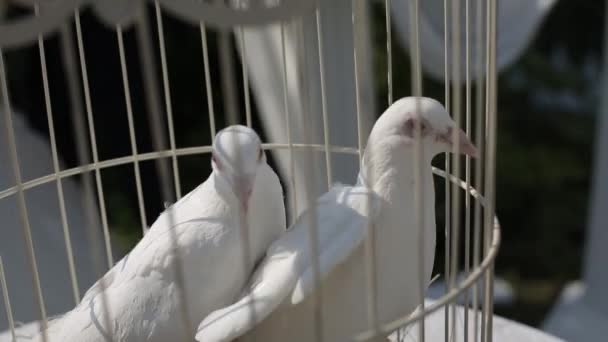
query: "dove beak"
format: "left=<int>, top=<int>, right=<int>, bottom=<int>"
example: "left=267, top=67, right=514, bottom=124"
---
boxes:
left=443, top=127, right=478, bottom=158
left=234, top=175, right=255, bottom=214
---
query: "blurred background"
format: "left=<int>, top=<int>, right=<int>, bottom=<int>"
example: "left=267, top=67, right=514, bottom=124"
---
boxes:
left=0, top=0, right=605, bottom=340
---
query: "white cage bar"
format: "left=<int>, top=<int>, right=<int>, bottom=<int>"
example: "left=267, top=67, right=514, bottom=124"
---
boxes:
left=0, top=1, right=500, bottom=341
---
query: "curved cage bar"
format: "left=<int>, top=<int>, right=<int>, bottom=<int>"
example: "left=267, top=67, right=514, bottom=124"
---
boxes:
left=0, top=0, right=500, bottom=341
left=0, top=146, right=501, bottom=339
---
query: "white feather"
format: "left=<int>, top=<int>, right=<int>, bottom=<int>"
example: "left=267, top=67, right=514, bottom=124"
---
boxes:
left=28, top=125, right=285, bottom=342
left=195, top=184, right=381, bottom=342
left=196, top=97, right=470, bottom=341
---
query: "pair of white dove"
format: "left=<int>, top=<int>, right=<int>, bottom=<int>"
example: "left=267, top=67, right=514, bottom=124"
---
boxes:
left=28, top=96, right=476, bottom=342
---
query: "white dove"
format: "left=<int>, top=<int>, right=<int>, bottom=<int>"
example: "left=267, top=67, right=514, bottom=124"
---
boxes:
left=30, top=125, right=285, bottom=342
left=195, top=97, right=477, bottom=342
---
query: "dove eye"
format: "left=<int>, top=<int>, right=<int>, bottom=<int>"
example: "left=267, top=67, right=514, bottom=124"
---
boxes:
left=211, top=153, right=223, bottom=170
left=403, top=117, right=431, bottom=138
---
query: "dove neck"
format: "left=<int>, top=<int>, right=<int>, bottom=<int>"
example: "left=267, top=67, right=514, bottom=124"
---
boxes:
left=361, top=142, right=435, bottom=199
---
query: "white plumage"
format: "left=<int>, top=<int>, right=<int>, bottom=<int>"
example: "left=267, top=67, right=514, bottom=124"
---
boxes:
left=30, top=125, right=285, bottom=342
left=196, top=97, right=477, bottom=341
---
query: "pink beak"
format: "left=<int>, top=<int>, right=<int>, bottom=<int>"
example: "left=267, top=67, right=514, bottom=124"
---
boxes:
left=235, top=177, right=254, bottom=214
left=444, top=127, right=478, bottom=158
left=457, top=129, right=478, bottom=158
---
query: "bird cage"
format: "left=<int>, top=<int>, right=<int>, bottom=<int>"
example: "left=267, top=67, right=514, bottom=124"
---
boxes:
left=0, top=0, right=500, bottom=341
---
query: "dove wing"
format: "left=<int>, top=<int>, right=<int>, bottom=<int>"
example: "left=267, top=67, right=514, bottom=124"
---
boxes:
left=290, top=184, right=381, bottom=304
left=195, top=184, right=381, bottom=342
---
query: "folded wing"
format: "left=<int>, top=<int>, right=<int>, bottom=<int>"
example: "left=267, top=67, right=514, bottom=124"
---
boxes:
left=196, top=183, right=381, bottom=342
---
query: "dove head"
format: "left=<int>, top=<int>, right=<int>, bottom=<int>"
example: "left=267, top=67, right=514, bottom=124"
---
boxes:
left=366, top=96, right=477, bottom=160
left=211, top=125, right=266, bottom=213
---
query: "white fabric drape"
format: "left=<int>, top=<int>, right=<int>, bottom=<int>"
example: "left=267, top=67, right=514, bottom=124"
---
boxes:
left=241, top=0, right=556, bottom=218
left=391, top=0, right=557, bottom=81
left=237, top=0, right=376, bottom=218
left=0, top=111, right=99, bottom=331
